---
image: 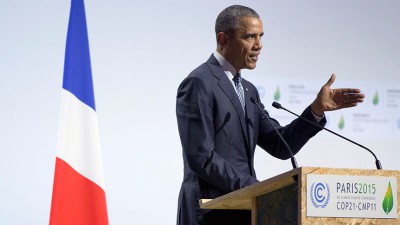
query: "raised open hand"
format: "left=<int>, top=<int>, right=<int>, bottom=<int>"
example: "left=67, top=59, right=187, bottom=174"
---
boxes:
left=311, top=74, right=365, bottom=116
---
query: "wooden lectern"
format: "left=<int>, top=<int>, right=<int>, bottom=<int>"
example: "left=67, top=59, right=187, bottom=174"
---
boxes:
left=199, top=167, right=399, bottom=225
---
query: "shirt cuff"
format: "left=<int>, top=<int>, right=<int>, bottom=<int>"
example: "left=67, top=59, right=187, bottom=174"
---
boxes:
left=311, top=110, right=324, bottom=123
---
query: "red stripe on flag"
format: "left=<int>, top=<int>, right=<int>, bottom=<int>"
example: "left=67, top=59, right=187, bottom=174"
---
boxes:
left=50, top=157, right=109, bottom=225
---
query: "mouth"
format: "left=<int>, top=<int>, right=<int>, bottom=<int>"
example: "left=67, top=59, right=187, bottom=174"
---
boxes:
left=249, top=54, right=259, bottom=62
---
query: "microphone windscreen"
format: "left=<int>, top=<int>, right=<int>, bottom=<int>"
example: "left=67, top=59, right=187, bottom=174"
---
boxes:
left=225, top=113, right=231, bottom=123
left=272, top=101, right=282, bottom=109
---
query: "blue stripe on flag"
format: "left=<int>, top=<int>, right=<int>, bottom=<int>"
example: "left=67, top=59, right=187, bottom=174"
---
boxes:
left=62, top=0, right=96, bottom=111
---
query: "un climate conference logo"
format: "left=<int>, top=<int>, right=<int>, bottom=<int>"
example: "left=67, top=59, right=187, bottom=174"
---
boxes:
left=310, top=182, right=330, bottom=208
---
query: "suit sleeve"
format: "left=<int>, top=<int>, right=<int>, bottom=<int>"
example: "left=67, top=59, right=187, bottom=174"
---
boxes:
left=256, top=96, right=327, bottom=160
left=176, top=76, right=258, bottom=193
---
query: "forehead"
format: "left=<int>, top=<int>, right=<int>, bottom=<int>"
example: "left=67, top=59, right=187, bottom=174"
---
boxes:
left=236, top=17, right=263, bottom=33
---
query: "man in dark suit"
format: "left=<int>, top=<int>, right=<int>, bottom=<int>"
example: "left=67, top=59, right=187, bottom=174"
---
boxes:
left=176, top=5, right=364, bottom=225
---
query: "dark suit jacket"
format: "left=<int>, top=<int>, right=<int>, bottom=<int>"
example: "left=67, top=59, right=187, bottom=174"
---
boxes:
left=176, top=55, right=326, bottom=225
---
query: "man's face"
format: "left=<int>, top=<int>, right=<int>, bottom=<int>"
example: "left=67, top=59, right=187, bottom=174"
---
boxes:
left=223, top=17, right=264, bottom=71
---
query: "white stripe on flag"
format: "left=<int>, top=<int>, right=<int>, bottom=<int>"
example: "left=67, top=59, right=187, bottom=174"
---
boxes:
left=57, top=89, right=105, bottom=190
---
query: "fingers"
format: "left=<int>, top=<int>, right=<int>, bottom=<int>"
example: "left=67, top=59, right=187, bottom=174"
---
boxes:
left=328, top=90, right=365, bottom=111
left=336, top=93, right=364, bottom=109
left=324, top=73, right=336, bottom=87
left=344, top=93, right=365, bottom=99
left=339, top=93, right=365, bottom=105
left=348, top=93, right=365, bottom=103
left=339, top=88, right=362, bottom=94
left=344, top=98, right=364, bottom=104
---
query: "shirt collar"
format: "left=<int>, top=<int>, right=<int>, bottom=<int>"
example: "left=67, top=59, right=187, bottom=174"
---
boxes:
left=213, top=51, right=240, bottom=78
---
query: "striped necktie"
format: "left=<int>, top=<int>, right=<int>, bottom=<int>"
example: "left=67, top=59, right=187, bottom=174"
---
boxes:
left=233, top=74, right=245, bottom=112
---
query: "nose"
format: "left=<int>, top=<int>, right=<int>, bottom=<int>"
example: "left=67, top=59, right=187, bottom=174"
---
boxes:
left=255, top=36, right=263, bottom=50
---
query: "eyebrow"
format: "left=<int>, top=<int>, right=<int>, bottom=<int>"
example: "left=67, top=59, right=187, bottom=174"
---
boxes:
left=241, top=32, right=264, bottom=38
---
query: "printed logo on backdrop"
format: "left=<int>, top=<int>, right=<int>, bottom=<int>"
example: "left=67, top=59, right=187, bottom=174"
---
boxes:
left=338, top=115, right=345, bottom=130
left=373, top=91, right=379, bottom=106
left=310, top=182, right=330, bottom=208
left=256, top=86, right=265, bottom=99
left=274, top=86, right=281, bottom=101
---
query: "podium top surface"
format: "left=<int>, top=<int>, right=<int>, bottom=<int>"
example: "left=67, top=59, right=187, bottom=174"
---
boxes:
left=199, top=167, right=400, bottom=210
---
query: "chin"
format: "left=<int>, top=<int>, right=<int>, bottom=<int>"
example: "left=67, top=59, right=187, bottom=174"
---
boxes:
left=246, top=64, right=257, bottom=70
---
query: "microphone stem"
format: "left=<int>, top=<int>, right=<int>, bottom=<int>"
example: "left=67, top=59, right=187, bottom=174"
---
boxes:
left=280, top=106, right=382, bottom=170
left=253, top=100, right=298, bottom=169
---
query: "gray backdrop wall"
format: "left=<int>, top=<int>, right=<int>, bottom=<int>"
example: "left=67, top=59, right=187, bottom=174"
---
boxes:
left=1, top=1, right=399, bottom=224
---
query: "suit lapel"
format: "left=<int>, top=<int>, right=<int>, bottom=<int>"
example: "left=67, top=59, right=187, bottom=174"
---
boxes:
left=242, top=80, right=255, bottom=151
left=206, top=56, right=250, bottom=148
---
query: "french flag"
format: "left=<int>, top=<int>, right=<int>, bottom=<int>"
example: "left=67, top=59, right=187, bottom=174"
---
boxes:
left=49, top=0, right=109, bottom=224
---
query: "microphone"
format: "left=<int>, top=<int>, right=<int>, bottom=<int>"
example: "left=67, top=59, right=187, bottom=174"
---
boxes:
left=272, top=101, right=382, bottom=170
left=250, top=97, right=298, bottom=169
left=215, top=113, right=231, bottom=134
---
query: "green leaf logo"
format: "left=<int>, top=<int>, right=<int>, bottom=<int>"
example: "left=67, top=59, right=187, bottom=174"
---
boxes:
left=373, top=91, right=379, bottom=106
left=382, top=182, right=394, bottom=214
left=338, top=115, right=345, bottom=130
left=274, top=86, right=281, bottom=101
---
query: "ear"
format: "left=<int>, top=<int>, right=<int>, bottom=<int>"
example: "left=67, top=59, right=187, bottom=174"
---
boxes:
left=217, top=32, right=228, bottom=47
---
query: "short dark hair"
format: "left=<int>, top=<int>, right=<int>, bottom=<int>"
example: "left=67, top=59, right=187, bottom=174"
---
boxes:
left=215, top=5, right=260, bottom=35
